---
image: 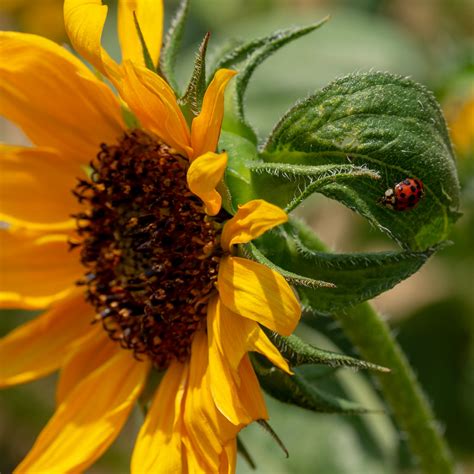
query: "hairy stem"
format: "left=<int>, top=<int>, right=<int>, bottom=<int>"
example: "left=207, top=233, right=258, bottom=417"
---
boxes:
left=335, top=302, right=455, bottom=474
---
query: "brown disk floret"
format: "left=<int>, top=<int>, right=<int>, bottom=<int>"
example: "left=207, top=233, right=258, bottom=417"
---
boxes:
left=72, top=130, right=224, bottom=368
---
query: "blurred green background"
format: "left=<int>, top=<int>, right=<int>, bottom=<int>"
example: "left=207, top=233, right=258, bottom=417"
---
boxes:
left=0, top=0, right=473, bottom=472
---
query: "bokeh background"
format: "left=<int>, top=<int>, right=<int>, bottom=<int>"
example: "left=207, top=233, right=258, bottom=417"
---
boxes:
left=1, top=0, right=473, bottom=472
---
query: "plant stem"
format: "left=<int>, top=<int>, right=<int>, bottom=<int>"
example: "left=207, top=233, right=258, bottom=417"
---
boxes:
left=335, top=302, right=455, bottom=474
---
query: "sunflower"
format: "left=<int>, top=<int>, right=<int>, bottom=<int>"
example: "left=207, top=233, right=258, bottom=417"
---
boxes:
left=0, top=1, right=301, bottom=472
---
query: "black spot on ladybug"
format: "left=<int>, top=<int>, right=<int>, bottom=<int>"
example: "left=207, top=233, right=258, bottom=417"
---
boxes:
left=410, top=185, right=416, bottom=192
left=409, top=194, right=416, bottom=201
left=400, top=192, right=406, bottom=198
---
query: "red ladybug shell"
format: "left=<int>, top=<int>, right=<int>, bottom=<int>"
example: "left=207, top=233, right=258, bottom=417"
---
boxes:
left=381, top=178, right=424, bottom=211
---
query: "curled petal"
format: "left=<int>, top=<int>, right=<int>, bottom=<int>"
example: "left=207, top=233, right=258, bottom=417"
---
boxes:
left=118, top=0, right=163, bottom=67
left=221, top=199, right=287, bottom=251
left=187, top=152, right=227, bottom=216
left=64, top=0, right=119, bottom=77
left=218, top=256, right=301, bottom=336
left=117, top=62, right=192, bottom=156
left=190, top=69, right=237, bottom=159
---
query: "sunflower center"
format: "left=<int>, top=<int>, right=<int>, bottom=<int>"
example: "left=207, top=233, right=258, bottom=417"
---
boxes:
left=73, top=130, right=223, bottom=368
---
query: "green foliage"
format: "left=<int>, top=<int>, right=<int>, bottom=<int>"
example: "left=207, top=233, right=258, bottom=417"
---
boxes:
left=132, top=12, right=156, bottom=72
left=260, top=72, right=461, bottom=250
left=264, top=332, right=389, bottom=373
left=179, top=33, right=210, bottom=116
left=216, top=19, right=328, bottom=144
left=252, top=354, right=374, bottom=415
left=160, top=0, right=190, bottom=93
left=253, top=219, right=442, bottom=315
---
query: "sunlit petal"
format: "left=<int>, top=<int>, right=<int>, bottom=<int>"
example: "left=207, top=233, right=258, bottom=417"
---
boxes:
left=0, top=229, right=82, bottom=309
left=131, top=360, right=187, bottom=474
left=56, top=325, right=120, bottom=405
left=0, top=145, right=81, bottom=230
left=64, top=0, right=119, bottom=77
left=0, top=32, right=124, bottom=166
left=0, top=293, right=94, bottom=388
left=15, top=351, right=150, bottom=473
left=118, top=0, right=163, bottom=68
left=190, top=69, right=237, bottom=159
left=218, top=256, right=301, bottom=336
left=221, top=199, right=288, bottom=251
left=184, top=331, right=239, bottom=472
left=117, top=62, right=192, bottom=156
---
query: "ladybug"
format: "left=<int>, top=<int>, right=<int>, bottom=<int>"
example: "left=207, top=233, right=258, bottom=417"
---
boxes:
left=380, top=177, right=424, bottom=211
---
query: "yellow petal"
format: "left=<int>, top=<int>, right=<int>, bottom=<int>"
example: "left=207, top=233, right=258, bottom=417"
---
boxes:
left=131, top=360, right=187, bottom=474
left=0, top=32, right=124, bottom=166
left=218, top=256, right=301, bottom=336
left=219, top=440, right=237, bottom=474
left=221, top=199, right=287, bottom=251
left=236, top=354, right=268, bottom=421
left=207, top=297, right=252, bottom=425
left=64, top=0, right=119, bottom=77
left=0, top=293, right=94, bottom=388
left=118, top=0, right=163, bottom=68
left=0, top=229, right=82, bottom=309
left=15, top=350, right=150, bottom=473
left=212, top=296, right=291, bottom=374
left=190, top=69, right=237, bottom=159
left=117, top=62, right=192, bottom=156
left=56, top=324, right=121, bottom=405
left=184, top=331, right=239, bottom=472
left=0, top=145, right=81, bottom=230
left=187, top=152, right=227, bottom=216
left=207, top=296, right=289, bottom=424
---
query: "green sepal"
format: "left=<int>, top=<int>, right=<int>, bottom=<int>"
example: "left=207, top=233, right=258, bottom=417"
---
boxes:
left=160, top=0, right=189, bottom=93
left=210, top=20, right=325, bottom=76
left=233, top=18, right=329, bottom=120
left=252, top=353, right=374, bottom=414
left=261, top=71, right=461, bottom=250
left=237, top=437, right=256, bottom=469
left=265, top=332, right=390, bottom=373
left=247, top=162, right=380, bottom=212
left=219, top=18, right=328, bottom=144
left=132, top=12, right=156, bottom=72
left=254, top=218, right=443, bottom=315
left=180, top=33, right=210, bottom=118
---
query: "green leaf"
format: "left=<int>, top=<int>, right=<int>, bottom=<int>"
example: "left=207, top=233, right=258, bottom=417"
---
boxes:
left=160, top=0, right=189, bottom=93
left=219, top=19, right=328, bottom=145
left=254, top=218, right=442, bottom=315
left=252, top=354, right=373, bottom=414
left=132, top=12, right=156, bottom=72
left=241, top=242, right=335, bottom=289
left=261, top=72, right=461, bottom=250
left=180, top=33, right=210, bottom=117
left=235, top=18, right=329, bottom=121
left=219, top=130, right=259, bottom=212
left=266, top=332, right=390, bottom=373
left=247, top=161, right=380, bottom=211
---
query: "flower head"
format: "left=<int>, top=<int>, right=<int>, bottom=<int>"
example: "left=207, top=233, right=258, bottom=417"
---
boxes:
left=0, top=1, right=301, bottom=472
